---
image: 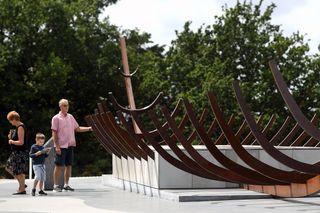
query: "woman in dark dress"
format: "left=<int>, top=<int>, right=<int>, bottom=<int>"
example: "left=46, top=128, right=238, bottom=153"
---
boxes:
left=6, top=111, right=28, bottom=195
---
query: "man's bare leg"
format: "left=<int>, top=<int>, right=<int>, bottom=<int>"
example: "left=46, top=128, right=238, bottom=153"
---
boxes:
left=64, top=166, right=72, bottom=186
left=54, top=165, right=61, bottom=185
left=53, top=165, right=62, bottom=191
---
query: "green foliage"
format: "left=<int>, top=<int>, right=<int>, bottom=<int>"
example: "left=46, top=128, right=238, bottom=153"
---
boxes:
left=151, top=0, right=320, bottom=128
left=1, top=0, right=320, bottom=176
left=0, top=0, right=159, bottom=177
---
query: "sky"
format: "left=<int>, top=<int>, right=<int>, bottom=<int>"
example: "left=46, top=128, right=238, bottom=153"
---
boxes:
left=102, top=0, right=320, bottom=54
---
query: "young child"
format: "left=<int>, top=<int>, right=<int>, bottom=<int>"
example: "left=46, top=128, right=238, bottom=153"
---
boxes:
left=29, top=133, right=50, bottom=196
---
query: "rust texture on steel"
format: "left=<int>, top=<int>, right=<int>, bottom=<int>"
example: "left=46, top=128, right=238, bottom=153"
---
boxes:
left=269, top=60, right=320, bottom=141
left=119, top=37, right=140, bottom=134
left=87, top=60, right=320, bottom=198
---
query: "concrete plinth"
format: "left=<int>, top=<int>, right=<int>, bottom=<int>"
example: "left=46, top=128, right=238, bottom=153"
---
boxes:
left=102, top=145, right=320, bottom=196
left=43, top=138, right=64, bottom=190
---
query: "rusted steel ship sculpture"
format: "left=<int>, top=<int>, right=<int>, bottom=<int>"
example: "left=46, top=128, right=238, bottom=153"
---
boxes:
left=86, top=58, right=320, bottom=198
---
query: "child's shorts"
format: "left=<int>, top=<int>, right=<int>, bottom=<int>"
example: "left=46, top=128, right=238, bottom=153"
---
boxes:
left=33, top=164, right=46, bottom=181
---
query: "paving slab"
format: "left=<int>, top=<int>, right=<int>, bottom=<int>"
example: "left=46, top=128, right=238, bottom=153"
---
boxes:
left=159, top=188, right=272, bottom=202
left=102, top=174, right=320, bottom=202
left=1, top=177, right=320, bottom=213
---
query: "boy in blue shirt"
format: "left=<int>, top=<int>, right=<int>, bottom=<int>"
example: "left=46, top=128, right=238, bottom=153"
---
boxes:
left=29, top=133, right=50, bottom=196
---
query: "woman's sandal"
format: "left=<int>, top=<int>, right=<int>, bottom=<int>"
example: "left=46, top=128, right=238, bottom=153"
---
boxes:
left=12, top=191, right=26, bottom=195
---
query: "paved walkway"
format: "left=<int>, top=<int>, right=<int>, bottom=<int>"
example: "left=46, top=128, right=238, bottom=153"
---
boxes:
left=1, top=177, right=320, bottom=213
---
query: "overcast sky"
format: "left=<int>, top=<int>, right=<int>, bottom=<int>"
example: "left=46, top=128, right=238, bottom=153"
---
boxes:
left=102, top=0, right=320, bottom=54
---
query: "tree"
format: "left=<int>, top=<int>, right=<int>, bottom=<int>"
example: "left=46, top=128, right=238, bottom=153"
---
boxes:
left=152, top=0, right=320, bottom=134
left=1, top=0, right=319, bottom=177
left=0, top=0, right=163, bottom=177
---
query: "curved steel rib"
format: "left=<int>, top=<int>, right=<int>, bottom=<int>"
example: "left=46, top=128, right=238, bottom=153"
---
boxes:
left=291, top=114, right=319, bottom=147
left=85, top=115, right=115, bottom=156
left=103, top=112, right=147, bottom=160
left=233, top=80, right=320, bottom=174
left=159, top=106, right=266, bottom=184
left=95, top=113, right=135, bottom=159
left=182, top=99, right=283, bottom=184
left=269, top=60, right=320, bottom=141
left=214, top=115, right=235, bottom=145
left=214, top=115, right=236, bottom=145
left=86, top=115, right=125, bottom=158
left=250, top=114, right=276, bottom=145
left=87, top=83, right=320, bottom=197
left=148, top=109, right=235, bottom=181
left=109, top=96, right=190, bottom=145
left=234, top=118, right=248, bottom=141
left=304, top=137, right=318, bottom=147
left=97, top=102, right=151, bottom=160
left=183, top=108, right=210, bottom=145
left=241, top=114, right=265, bottom=145
left=108, top=92, right=164, bottom=113
left=208, top=90, right=313, bottom=183
left=292, top=132, right=311, bottom=147
left=279, top=121, right=301, bottom=146
left=116, top=111, right=155, bottom=159
left=128, top=110, right=227, bottom=181
left=114, top=103, right=224, bottom=180
left=270, top=117, right=292, bottom=146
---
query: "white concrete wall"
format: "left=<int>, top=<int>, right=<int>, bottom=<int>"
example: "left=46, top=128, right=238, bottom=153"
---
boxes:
left=110, top=145, right=320, bottom=189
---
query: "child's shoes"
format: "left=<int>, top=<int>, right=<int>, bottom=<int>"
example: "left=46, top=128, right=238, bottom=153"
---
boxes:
left=31, top=188, right=36, bottom=196
left=39, top=190, right=47, bottom=196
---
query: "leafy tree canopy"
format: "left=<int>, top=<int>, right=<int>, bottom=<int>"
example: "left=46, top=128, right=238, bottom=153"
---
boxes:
left=0, top=0, right=163, bottom=177
left=153, top=0, right=320, bottom=128
left=1, top=0, right=319, bottom=177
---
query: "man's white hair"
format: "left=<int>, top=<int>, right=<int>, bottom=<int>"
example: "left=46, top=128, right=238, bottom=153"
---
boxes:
left=59, top=99, right=69, bottom=107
